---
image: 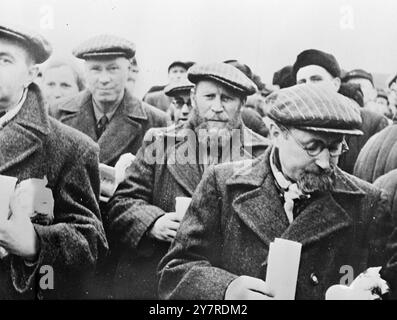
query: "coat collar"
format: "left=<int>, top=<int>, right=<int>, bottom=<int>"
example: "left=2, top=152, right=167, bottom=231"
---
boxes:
left=58, top=89, right=149, bottom=164
left=0, top=83, right=50, bottom=173
left=229, top=147, right=366, bottom=249
left=58, top=89, right=148, bottom=120
left=166, top=124, right=270, bottom=196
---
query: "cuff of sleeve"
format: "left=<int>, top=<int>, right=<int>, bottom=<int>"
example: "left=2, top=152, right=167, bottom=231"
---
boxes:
left=10, top=224, right=59, bottom=293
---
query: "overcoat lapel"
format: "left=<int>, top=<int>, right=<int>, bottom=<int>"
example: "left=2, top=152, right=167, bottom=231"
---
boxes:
left=166, top=136, right=202, bottom=196
left=0, top=84, right=50, bottom=173
left=98, top=91, right=147, bottom=164
left=229, top=148, right=365, bottom=249
left=57, top=91, right=97, bottom=141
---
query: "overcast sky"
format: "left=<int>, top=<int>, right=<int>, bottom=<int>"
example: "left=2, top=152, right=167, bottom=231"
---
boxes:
left=1, top=0, right=397, bottom=98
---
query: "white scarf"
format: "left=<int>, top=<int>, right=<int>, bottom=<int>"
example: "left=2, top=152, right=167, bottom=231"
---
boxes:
left=269, top=147, right=310, bottom=224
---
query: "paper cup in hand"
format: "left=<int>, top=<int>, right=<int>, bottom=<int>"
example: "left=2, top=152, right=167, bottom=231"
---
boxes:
left=0, top=175, right=18, bottom=220
left=175, top=197, right=192, bottom=220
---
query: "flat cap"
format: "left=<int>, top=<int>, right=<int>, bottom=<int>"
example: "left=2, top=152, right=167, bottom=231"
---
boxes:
left=0, top=23, right=52, bottom=64
left=387, top=72, right=397, bottom=89
left=188, top=62, right=257, bottom=96
left=342, top=69, right=374, bottom=86
left=293, top=49, right=341, bottom=80
left=273, top=65, right=295, bottom=88
left=266, top=84, right=363, bottom=135
left=168, top=61, right=195, bottom=72
left=73, top=34, right=135, bottom=60
left=164, top=79, right=194, bottom=96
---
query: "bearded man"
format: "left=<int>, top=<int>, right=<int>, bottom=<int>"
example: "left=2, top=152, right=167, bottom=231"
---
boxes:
left=158, top=84, right=397, bottom=300
left=106, top=62, right=270, bottom=299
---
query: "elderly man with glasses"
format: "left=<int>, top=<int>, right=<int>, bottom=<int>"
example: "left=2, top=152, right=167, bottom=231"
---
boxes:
left=158, top=83, right=397, bottom=300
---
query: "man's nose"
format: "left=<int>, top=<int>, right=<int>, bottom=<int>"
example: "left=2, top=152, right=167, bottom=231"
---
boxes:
left=98, top=71, right=111, bottom=83
left=181, top=104, right=190, bottom=115
left=314, top=149, right=331, bottom=171
left=52, top=85, right=62, bottom=98
left=210, top=96, right=224, bottom=113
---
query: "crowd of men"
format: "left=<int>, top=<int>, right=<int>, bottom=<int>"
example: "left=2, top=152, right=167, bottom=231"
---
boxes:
left=1, top=21, right=397, bottom=300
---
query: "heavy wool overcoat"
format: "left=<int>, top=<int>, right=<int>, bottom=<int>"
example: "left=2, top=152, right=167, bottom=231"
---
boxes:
left=0, top=84, right=108, bottom=299
left=107, top=124, right=270, bottom=299
left=158, top=147, right=397, bottom=300
left=354, top=124, right=397, bottom=183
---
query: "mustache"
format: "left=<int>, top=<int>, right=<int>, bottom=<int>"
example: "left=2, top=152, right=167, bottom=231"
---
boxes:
left=297, top=165, right=336, bottom=193
left=203, top=111, right=229, bottom=122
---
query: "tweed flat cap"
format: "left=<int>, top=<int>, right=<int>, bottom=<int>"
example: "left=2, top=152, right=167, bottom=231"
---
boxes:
left=188, top=62, right=257, bottom=96
left=266, top=84, right=363, bottom=135
left=0, top=23, right=52, bottom=64
left=293, top=49, right=341, bottom=80
left=73, top=34, right=135, bottom=60
left=342, top=69, right=374, bottom=86
left=164, top=79, right=194, bottom=96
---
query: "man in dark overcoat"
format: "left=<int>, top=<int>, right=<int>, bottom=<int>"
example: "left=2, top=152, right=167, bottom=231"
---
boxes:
left=50, top=34, right=170, bottom=167
left=107, top=62, right=271, bottom=299
left=158, top=84, right=397, bottom=300
left=0, top=23, right=108, bottom=299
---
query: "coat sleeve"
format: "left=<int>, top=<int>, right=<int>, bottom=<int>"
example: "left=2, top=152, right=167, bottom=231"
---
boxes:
left=372, top=173, right=397, bottom=297
left=10, top=143, right=108, bottom=293
left=158, top=166, right=238, bottom=300
left=106, top=131, right=167, bottom=251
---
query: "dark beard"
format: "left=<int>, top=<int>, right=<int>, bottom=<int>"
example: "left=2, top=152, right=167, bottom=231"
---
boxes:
left=296, top=166, right=336, bottom=193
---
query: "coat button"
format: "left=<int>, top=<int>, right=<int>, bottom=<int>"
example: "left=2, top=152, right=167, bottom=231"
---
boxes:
left=310, top=273, right=319, bottom=286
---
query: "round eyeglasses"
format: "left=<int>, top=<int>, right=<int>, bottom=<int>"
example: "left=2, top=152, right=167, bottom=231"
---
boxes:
left=285, top=128, right=349, bottom=157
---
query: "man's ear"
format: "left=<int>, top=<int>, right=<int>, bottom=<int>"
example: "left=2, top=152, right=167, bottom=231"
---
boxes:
left=24, top=65, right=39, bottom=88
left=332, top=77, right=341, bottom=91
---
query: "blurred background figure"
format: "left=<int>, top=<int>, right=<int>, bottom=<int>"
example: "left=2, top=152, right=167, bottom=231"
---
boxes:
left=387, top=72, right=397, bottom=122
left=272, top=65, right=295, bottom=89
left=143, top=60, right=195, bottom=112
left=342, top=69, right=377, bottom=105
left=373, top=88, right=394, bottom=121
left=41, top=57, right=85, bottom=105
left=126, top=57, right=139, bottom=94
left=164, top=78, right=194, bottom=125
left=376, top=88, right=389, bottom=106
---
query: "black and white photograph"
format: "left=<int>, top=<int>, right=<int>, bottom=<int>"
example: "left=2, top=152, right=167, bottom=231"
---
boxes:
left=1, top=0, right=397, bottom=307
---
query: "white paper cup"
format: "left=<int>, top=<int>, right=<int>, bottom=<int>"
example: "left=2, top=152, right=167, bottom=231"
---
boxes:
left=0, top=175, right=18, bottom=220
left=175, top=197, right=192, bottom=220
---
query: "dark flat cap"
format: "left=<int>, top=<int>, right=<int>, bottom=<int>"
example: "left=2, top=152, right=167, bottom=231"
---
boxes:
left=273, top=65, right=295, bottom=88
left=188, top=62, right=257, bottom=96
left=292, top=49, right=341, bottom=80
left=266, top=84, right=363, bottom=135
left=164, top=79, right=194, bottom=96
left=342, top=69, right=374, bottom=86
left=0, top=23, right=52, bottom=64
left=73, top=34, right=135, bottom=60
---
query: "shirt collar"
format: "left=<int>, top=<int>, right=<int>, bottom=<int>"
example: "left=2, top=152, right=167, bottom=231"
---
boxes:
left=269, top=146, right=293, bottom=190
left=92, top=97, right=122, bottom=124
left=0, top=88, right=28, bottom=128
